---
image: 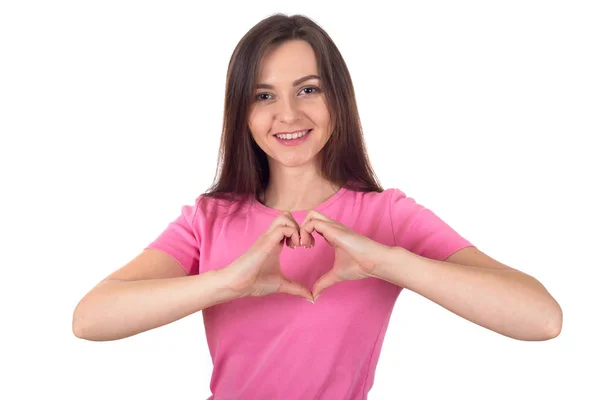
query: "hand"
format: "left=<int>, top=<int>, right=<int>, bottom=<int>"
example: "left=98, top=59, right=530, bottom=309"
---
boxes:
left=221, top=211, right=314, bottom=302
left=300, top=210, right=392, bottom=299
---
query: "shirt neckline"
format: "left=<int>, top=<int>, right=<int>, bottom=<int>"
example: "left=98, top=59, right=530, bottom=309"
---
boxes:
left=250, top=184, right=349, bottom=217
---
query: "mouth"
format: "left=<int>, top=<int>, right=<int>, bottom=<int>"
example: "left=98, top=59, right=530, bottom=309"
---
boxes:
left=273, top=129, right=313, bottom=146
left=273, top=129, right=312, bottom=140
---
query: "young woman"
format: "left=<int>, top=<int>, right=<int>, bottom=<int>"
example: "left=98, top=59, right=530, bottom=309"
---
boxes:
left=73, top=13, right=562, bottom=400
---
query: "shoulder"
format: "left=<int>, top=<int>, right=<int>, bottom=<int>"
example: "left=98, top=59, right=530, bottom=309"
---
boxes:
left=355, top=187, right=425, bottom=224
left=194, top=193, right=254, bottom=224
left=334, top=187, right=408, bottom=220
left=334, top=187, right=408, bottom=211
left=350, top=187, right=408, bottom=206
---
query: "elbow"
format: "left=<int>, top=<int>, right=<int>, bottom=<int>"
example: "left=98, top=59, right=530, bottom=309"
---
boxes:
left=73, top=284, right=110, bottom=341
left=72, top=303, right=88, bottom=339
left=545, top=302, right=563, bottom=340
left=515, top=299, right=562, bottom=342
left=72, top=321, right=86, bottom=340
left=72, top=300, right=98, bottom=341
left=536, top=300, right=562, bottom=341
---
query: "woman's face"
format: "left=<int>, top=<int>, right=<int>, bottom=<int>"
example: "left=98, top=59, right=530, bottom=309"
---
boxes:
left=248, top=39, right=332, bottom=169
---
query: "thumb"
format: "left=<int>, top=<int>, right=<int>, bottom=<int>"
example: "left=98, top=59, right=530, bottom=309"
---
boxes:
left=278, top=278, right=314, bottom=303
left=312, top=270, right=342, bottom=301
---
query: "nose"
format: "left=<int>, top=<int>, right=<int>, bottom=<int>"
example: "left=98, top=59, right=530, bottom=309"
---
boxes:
left=276, top=95, right=300, bottom=124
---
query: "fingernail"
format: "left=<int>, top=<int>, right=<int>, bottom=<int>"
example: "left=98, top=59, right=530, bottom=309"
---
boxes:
left=314, top=294, right=320, bottom=302
left=306, top=298, right=314, bottom=304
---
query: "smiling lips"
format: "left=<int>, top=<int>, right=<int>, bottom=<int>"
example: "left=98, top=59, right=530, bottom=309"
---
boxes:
left=274, top=129, right=312, bottom=145
left=275, top=129, right=311, bottom=140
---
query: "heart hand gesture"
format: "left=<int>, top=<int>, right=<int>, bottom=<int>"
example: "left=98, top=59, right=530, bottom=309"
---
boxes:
left=221, top=210, right=391, bottom=302
left=222, top=211, right=314, bottom=302
left=299, top=210, right=392, bottom=299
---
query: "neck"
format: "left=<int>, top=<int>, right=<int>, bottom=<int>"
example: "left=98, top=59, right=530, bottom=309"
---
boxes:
left=259, top=175, right=341, bottom=212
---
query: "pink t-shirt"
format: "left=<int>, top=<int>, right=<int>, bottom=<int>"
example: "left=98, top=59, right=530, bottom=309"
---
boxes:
left=145, top=187, right=474, bottom=399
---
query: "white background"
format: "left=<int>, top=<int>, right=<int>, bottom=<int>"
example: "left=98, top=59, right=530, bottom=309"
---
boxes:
left=1, top=1, right=598, bottom=399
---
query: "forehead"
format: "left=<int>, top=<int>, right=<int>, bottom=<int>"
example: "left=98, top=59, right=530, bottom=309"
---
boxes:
left=256, top=40, right=318, bottom=83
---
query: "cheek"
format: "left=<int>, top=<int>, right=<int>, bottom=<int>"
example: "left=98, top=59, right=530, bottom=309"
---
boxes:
left=308, top=100, right=331, bottom=127
left=248, top=113, right=268, bottom=138
left=320, top=110, right=331, bottom=127
left=248, top=110, right=270, bottom=138
left=313, top=108, right=332, bottom=134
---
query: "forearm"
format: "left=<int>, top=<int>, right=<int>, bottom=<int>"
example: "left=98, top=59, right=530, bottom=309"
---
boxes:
left=374, top=247, right=562, bottom=341
left=73, top=270, right=240, bottom=341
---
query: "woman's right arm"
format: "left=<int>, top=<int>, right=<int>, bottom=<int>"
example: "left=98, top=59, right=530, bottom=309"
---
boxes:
left=72, top=248, right=241, bottom=342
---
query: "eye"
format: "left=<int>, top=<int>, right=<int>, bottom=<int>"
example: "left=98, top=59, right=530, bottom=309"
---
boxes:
left=256, top=93, right=272, bottom=102
left=300, top=86, right=321, bottom=95
left=254, top=86, right=321, bottom=102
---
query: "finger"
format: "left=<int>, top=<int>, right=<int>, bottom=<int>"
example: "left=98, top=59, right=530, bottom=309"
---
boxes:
left=299, top=216, right=314, bottom=247
left=311, top=270, right=342, bottom=300
left=279, top=211, right=301, bottom=248
left=269, top=212, right=300, bottom=249
left=279, top=278, right=314, bottom=303
left=299, top=225, right=315, bottom=248
left=302, top=219, right=334, bottom=247
left=300, top=211, right=334, bottom=247
left=270, top=226, right=299, bottom=250
left=305, top=209, right=332, bottom=222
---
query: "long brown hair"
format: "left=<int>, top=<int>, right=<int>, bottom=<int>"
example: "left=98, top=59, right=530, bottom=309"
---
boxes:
left=201, top=13, right=383, bottom=205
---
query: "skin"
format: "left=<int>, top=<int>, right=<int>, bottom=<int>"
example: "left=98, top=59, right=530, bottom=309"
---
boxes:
left=248, top=39, right=340, bottom=212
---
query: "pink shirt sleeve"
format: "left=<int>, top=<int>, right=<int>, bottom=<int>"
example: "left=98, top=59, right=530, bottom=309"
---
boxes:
left=144, top=203, right=200, bottom=275
left=389, top=189, right=474, bottom=261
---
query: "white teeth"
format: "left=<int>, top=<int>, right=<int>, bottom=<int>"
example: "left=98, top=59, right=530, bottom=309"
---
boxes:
left=276, top=129, right=310, bottom=140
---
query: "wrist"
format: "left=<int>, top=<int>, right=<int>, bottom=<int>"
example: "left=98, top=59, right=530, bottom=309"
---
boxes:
left=210, top=268, right=250, bottom=300
left=371, top=245, right=410, bottom=281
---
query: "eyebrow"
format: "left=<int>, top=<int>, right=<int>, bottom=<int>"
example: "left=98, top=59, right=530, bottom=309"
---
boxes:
left=255, top=74, right=321, bottom=90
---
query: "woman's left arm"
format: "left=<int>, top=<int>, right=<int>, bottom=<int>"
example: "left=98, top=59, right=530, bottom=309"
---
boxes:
left=373, top=245, right=562, bottom=341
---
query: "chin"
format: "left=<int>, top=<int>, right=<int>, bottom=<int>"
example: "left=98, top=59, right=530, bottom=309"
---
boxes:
left=273, top=154, right=316, bottom=168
